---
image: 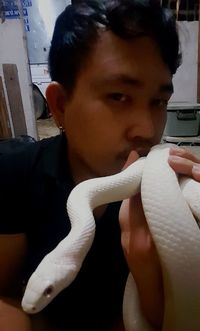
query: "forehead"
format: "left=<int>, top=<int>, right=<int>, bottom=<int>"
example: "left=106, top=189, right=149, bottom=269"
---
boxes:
left=79, top=31, right=172, bottom=89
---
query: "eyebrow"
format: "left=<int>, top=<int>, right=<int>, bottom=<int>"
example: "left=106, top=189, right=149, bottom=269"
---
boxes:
left=94, top=73, right=174, bottom=94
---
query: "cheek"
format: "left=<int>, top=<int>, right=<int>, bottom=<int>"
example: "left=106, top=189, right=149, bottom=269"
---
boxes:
left=63, top=106, right=89, bottom=134
left=158, top=109, right=167, bottom=127
left=153, top=110, right=167, bottom=139
left=63, top=106, right=112, bottom=149
left=161, top=110, right=167, bottom=130
left=63, top=97, right=124, bottom=151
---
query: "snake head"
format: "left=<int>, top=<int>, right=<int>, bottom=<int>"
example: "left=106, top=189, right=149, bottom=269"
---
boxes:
left=21, top=256, right=79, bottom=314
left=21, top=276, right=57, bottom=314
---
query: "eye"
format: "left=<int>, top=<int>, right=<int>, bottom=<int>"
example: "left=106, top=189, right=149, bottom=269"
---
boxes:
left=152, top=99, right=168, bottom=108
left=108, top=93, right=128, bottom=102
left=43, top=285, right=54, bottom=298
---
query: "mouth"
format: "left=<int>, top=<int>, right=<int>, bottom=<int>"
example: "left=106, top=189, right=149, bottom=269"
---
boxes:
left=135, top=149, right=150, bottom=157
left=118, top=148, right=150, bottom=161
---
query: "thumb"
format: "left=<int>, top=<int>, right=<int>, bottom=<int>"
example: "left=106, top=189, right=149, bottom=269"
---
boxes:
left=122, top=150, right=140, bottom=170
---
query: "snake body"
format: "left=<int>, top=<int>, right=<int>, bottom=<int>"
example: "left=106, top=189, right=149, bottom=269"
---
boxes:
left=22, top=143, right=200, bottom=330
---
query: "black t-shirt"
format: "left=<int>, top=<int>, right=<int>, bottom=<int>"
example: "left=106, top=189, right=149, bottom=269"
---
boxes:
left=0, top=134, right=128, bottom=330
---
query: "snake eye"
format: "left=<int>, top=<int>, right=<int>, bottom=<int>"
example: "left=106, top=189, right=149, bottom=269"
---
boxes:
left=43, top=285, right=54, bottom=298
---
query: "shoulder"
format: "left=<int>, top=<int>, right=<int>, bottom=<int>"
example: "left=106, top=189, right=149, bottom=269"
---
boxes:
left=0, top=134, right=68, bottom=204
left=0, top=135, right=63, bottom=176
left=0, top=134, right=68, bottom=233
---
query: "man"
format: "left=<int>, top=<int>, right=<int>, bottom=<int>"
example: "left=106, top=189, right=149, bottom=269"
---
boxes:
left=0, top=1, right=200, bottom=330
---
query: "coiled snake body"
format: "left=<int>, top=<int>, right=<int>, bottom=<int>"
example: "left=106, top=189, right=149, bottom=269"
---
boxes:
left=22, top=144, right=200, bottom=330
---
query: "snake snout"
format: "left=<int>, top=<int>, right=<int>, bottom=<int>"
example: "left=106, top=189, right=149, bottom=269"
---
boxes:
left=21, top=300, right=38, bottom=314
left=43, top=285, right=54, bottom=298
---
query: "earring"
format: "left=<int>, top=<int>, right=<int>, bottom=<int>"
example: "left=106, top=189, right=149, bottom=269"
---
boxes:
left=59, top=126, right=65, bottom=135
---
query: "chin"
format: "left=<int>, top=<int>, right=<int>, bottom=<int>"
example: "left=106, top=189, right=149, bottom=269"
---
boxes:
left=104, top=165, right=124, bottom=177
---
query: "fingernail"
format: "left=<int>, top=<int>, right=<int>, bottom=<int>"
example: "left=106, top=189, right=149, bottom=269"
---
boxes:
left=170, top=146, right=185, bottom=154
left=170, top=145, right=179, bottom=150
left=168, top=155, right=180, bottom=162
left=192, top=164, right=200, bottom=174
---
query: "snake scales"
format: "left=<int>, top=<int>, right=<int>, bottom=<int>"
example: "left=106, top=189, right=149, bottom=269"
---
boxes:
left=21, top=143, right=200, bottom=330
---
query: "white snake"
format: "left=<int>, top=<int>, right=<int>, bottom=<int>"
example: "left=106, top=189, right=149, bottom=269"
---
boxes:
left=21, top=143, right=200, bottom=330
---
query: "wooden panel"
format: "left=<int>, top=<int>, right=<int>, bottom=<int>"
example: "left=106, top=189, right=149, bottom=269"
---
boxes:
left=0, top=76, right=12, bottom=138
left=3, top=64, right=27, bottom=137
left=197, top=2, right=200, bottom=103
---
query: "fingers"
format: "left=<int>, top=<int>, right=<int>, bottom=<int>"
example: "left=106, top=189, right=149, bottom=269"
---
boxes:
left=122, top=150, right=140, bottom=170
left=168, top=146, right=200, bottom=181
left=119, top=194, right=164, bottom=329
left=119, top=194, right=158, bottom=268
left=169, top=145, right=200, bottom=162
left=128, top=195, right=153, bottom=256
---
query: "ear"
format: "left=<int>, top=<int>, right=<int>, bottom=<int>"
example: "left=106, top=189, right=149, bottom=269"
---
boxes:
left=46, top=82, right=67, bottom=129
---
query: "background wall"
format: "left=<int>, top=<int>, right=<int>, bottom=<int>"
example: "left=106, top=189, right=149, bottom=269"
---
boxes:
left=170, top=21, right=199, bottom=104
left=0, top=17, right=37, bottom=139
left=31, top=20, right=199, bottom=106
left=26, top=0, right=70, bottom=64
left=0, top=3, right=199, bottom=140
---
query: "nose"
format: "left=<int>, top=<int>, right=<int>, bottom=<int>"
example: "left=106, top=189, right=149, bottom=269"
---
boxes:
left=125, top=106, right=156, bottom=141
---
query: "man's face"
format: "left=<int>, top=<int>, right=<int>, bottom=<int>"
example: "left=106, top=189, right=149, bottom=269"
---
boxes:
left=63, top=32, right=173, bottom=180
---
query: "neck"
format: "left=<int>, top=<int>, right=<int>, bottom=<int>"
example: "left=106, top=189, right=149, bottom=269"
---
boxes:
left=67, top=149, right=99, bottom=185
left=67, top=148, right=108, bottom=219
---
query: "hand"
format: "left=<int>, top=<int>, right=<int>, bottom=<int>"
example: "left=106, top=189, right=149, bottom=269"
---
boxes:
left=168, top=145, right=200, bottom=181
left=119, top=152, right=164, bottom=330
left=119, top=145, right=200, bottom=330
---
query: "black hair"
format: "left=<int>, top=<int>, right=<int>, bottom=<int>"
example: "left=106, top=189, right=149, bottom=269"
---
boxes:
left=49, top=0, right=181, bottom=93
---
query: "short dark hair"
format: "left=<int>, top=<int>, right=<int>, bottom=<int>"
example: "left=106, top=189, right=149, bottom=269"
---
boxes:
left=48, top=0, right=181, bottom=93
